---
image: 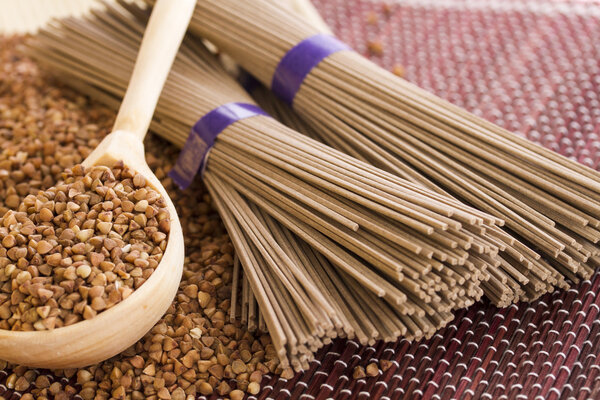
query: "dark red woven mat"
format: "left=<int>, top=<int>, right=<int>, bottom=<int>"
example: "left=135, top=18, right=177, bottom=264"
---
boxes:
left=253, top=1, right=600, bottom=399
left=2, top=1, right=600, bottom=399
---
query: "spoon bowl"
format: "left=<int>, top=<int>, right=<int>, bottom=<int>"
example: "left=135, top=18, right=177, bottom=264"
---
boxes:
left=0, top=0, right=196, bottom=368
left=0, top=131, right=184, bottom=368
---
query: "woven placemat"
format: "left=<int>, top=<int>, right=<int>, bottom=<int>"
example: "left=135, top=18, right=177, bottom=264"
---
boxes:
left=2, top=1, right=600, bottom=399
left=253, top=1, right=600, bottom=399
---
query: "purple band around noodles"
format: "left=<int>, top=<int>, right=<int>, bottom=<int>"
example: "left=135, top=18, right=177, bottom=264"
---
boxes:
left=271, top=34, right=351, bottom=105
left=169, top=103, right=267, bottom=189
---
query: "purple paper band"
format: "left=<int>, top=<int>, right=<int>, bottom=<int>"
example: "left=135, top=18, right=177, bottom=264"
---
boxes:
left=271, top=34, right=350, bottom=105
left=169, top=103, right=267, bottom=189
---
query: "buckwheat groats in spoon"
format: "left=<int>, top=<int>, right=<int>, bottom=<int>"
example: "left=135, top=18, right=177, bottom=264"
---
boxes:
left=0, top=163, right=170, bottom=331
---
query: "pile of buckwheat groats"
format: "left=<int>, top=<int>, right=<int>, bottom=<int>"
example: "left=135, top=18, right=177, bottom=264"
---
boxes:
left=0, top=36, right=285, bottom=400
left=0, top=162, right=171, bottom=331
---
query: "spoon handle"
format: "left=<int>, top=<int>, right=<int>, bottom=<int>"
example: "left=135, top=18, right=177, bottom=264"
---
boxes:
left=112, top=0, right=196, bottom=140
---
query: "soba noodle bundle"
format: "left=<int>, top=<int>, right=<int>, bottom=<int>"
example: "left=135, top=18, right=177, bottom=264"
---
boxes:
left=186, top=0, right=600, bottom=305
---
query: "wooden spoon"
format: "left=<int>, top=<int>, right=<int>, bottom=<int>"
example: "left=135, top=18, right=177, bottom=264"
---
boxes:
left=0, top=0, right=196, bottom=368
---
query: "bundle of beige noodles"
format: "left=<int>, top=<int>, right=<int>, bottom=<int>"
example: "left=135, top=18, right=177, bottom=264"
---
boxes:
left=29, top=1, right=503, bottom=369
left=184, top=0, right=600, bottom=306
